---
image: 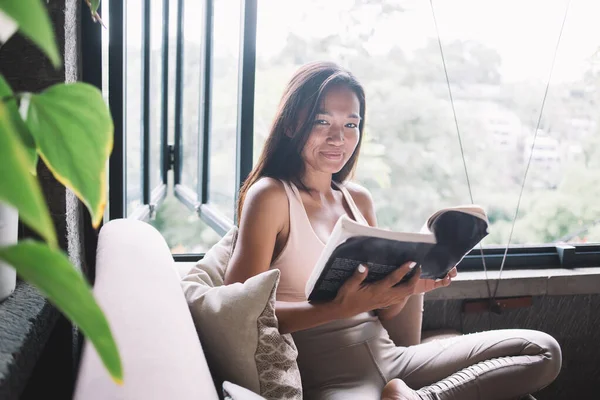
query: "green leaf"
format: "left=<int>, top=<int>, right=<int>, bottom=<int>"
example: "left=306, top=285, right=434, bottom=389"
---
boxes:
left=83, top=0, right=105, bottom=29
left=0, top=0, right=61, bottom=68
left=26, top=82, right=113, bottom=229
left=0, top=75, right=38, bottom=173
left=0, top=101, right=56, bottom=247
left=90, top=0, right=100, bottom=13
left=0, top=241, right=123, bottom=383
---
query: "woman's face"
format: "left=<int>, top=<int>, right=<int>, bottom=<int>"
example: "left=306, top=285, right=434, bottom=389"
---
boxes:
left=301, top=85, right=361, bottom=176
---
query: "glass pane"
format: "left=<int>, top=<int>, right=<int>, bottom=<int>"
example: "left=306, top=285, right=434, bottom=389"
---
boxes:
left=101, top=0, right=109, bottom=220
left=179, top=0, right=204, bottom=192
left=255, top=0, right=600, bottom=246
left=208, top=0, right=241, bottom=220
left=148, top=0, right=223, bottom=255
left=167, top=0, right=177, bottom=147
left=150, top=172, right=222, bottom=253
left=125, top=0, right=143, bottom=215
left=149, top=0, right=164, bottom=191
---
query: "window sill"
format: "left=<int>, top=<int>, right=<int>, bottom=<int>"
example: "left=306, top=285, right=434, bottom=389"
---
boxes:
left=20, top=264, right=590, bottom=305
left=0, top=280, right=58, bottom=399
left=424, top=267, right=600, bottom=301
left=176, top=261, right=600, bottom=301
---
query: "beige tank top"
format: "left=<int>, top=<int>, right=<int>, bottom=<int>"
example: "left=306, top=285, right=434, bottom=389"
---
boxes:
left=271, top=180, right=369, bottom=302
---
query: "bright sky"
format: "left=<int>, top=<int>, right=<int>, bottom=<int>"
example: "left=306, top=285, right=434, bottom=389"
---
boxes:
left=108, top=0, right=600, bottom=84
left=255, top=0, right=600, bottom=83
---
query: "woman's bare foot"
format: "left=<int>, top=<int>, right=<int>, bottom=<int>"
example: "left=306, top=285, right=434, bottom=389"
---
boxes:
left=381, top=379, right=422, bottom=400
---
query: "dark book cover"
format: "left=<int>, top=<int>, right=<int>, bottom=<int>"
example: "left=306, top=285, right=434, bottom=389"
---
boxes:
left=306, top=208, right=489, bottom=302
left=307, top=236, right=435, bottom=302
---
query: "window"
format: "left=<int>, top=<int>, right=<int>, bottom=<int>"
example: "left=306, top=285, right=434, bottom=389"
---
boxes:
left=179, top=0, right=203, bottom=192
left=95, top=0, right=598, bottom=269
left=152, top=185, right=222, bottom=253
left=125, top=0, right=143, bottom=215
left=208, top=0, right=242, bottom=220
left=166, top=0, right=178, bottom=148
left=149, top=0, right=164, bottom=193
left=100, top=0, right=238, bottom=250
left=254, top=0, right=599, bottom=269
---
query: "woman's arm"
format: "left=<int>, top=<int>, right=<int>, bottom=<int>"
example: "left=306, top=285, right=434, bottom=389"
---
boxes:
left=345, top=182, right=412, bottom=321
left=274, top=262, right=419, bottom=333
left=274, top=301, right=341, bottom=334
left=225, top=179, right=419, bottom=334
left=376, top=299, right=411, bottom=321
left=224, top=178, right=286, bottom=285
left=224, top=179, right=347, bottom=334
left=345, top=182, right=456, bottom=321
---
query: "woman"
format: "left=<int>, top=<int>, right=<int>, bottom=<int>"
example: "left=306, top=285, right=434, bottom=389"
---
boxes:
left=224, top=61, right=561, bottom=400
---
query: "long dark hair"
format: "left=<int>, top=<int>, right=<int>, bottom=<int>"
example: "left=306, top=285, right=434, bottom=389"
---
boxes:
left=237, top=61, right=367, bottom=222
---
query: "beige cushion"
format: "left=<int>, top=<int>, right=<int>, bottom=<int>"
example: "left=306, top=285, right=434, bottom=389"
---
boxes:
left=181, top=228, right=302, bottom=400
left=175, top=261, right=196, bottom=279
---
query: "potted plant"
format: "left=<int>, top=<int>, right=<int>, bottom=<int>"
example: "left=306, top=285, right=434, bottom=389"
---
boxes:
left=0, top=0, right=121, bottom=384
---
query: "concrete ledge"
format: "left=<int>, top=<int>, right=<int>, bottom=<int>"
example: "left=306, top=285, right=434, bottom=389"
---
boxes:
left=425, top=267, right=600, bottom=300
left=0, top=281, right=59, bottom=400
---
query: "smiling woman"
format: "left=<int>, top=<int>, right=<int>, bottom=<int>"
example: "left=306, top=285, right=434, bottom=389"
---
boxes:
left=223, top=61, right=562, bottom=400
left=301, top=85, right=361, bottom=176
left=236, top=61, right=366, bottom=221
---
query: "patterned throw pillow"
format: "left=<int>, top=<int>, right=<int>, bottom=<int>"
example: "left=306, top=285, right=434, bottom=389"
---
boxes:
left=181, top=228, right=302, bottom=400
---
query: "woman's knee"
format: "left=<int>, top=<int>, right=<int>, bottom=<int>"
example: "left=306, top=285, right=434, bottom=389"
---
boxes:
left=527, top=329, right=562, bottom=385
left=471, top=328, right=562, bottom=390
left=504, top=328, right=562, bottom=390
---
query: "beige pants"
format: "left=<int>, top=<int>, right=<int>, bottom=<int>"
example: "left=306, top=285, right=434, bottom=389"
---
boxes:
left=292, top=308, right=561, bottom=400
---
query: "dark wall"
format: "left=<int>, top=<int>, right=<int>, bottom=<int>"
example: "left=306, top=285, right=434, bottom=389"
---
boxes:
left=424, top=294, right=600, bottom=400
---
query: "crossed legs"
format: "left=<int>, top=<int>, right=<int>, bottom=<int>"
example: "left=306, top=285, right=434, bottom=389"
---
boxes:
left=381, top=329, right=562, bottom=400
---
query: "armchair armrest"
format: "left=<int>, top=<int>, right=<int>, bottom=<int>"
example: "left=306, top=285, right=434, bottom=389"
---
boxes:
left=73, top=219, right=219, bottom=400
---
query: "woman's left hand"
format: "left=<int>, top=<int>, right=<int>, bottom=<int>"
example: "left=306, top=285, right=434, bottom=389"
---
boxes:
left=376, top=266, right=458, bottom=321
left=414, top=266, right=457, bottom=294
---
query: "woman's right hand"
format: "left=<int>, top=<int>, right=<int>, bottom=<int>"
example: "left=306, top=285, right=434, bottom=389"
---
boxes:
left=332, top=262, right=421, bottom=319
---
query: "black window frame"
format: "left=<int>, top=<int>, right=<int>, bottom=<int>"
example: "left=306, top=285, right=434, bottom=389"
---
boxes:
left=173, top=0, right=256, bottom=236
left=99, top=0, right=168, bottom=223
left=88, top=0, right=599, bottom=271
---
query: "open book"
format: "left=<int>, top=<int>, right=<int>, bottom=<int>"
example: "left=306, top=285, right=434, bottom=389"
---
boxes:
left=305, top=205, right=490, bottom=302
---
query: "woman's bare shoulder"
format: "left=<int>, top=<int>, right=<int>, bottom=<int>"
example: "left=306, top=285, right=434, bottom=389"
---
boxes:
left=242, top=177, right=289, bottom=222
left=341, top=180, right=377, bottom=226
left=246, top=177, right=287, bottom=204
left=227, top=178, right=289, bottom=284
left=342, top=181, right=374, bottom=207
